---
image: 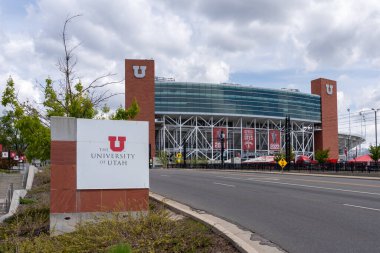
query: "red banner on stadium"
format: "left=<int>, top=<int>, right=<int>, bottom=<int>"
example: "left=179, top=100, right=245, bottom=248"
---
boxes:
left=213, top=127, right=227, bottom=149
left=269, top=129, right=280, bottom=150
left=242, top=129, right=255, bottom=151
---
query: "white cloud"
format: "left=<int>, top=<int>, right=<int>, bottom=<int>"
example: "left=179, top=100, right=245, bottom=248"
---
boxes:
left=1, top=0, right=380, bottom=144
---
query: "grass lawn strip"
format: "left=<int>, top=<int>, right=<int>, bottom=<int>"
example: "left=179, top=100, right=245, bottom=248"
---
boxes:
left=0, top=167, right=238, bottom=253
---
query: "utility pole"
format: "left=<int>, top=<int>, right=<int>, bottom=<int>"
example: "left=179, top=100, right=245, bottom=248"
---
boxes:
left=285, top=115, right=291, bottom=165
left=359, top=111, right=363, bottom=156
left=363, top=114, right=366, bottom=142
left=372, top=108, right=379, bottom=147
left=347, top=108, right=351, bottom=159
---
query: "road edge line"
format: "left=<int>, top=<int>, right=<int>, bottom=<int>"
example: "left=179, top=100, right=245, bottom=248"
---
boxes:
left=149, top=191, right=284, bottom=253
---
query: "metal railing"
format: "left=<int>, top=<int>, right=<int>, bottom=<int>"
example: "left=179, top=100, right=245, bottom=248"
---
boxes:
left=2, top=183, right=14, bottom=213
left=167, top=162, right=380, bottom=174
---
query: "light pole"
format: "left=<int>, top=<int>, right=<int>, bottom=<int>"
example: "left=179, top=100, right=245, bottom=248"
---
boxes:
left=359, top=112, right=362, bottom=155
left=347, top=108, right=351, bottom=159
left=363, top=114, right=366, bottom=141
left=371, top=108, right=379, bottom=147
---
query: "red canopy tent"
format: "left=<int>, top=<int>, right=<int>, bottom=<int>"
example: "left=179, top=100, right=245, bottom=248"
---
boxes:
left=349, top=154, right=376, bottom=162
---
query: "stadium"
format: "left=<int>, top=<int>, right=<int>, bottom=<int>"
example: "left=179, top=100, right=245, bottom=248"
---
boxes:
left=124, top=59, right=363, bottom=162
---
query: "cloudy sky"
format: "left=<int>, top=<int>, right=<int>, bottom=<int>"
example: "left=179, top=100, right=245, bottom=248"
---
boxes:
left=1, top=0, right=380, bottom=146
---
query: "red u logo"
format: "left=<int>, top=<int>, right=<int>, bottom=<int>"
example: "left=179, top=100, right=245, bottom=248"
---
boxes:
left=108, top=136, right=126, bottom=152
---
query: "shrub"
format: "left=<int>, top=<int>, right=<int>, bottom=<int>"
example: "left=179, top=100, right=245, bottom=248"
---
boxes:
left=108, top=243, right=132, bottom=253
left=0, top=159, right=18, bottom=170
left=369, top=145, right=380, bottom=163
left=20, top=198, right=35, bottom=205
left=0, top=209, right=215, bottom=253
left=315, top=149, right=329, bottom=163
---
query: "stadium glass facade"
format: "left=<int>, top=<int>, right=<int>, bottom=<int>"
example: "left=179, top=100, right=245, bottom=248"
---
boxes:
left=155, top=82, right=321, bottom=122
left=154, top=81, right=322, bottom=162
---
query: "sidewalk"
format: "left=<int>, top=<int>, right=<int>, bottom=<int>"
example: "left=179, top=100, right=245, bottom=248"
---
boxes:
left=0, top=173, right=23, bottom=214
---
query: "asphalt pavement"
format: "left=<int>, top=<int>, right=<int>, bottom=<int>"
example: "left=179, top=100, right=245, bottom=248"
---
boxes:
left=150, top=169, right=380, bottom=253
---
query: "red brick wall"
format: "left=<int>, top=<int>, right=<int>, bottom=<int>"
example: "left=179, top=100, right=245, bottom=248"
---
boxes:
left=311, top=78, right=339, bottom=159
left=125, top=59, right=155, bottom=157
left=50, top=140, right=148, bottom=214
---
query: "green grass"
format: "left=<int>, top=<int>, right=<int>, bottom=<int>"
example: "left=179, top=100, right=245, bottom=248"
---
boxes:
left=107, top=243, right=132, bottom=253
left=19, top=198, right=35, bottom=205
left=0, top=205, right=217, bottom=253
left=0, top=166, right=237, bottom=253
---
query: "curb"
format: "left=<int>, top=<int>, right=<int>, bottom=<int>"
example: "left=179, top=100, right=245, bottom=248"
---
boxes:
left=150, top=192, right=284, bottom=253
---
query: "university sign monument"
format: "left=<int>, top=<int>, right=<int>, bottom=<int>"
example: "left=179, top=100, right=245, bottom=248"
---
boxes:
left=50, top=117, right=149, bottom=234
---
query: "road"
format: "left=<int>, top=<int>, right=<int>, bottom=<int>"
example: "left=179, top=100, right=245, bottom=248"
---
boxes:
left=150, top=169, right=380, bottom=253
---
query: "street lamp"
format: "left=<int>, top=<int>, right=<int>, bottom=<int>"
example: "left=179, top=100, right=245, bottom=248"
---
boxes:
left=363, top=114, right=367, bottom=141
left=347, top=108, right=351, bottom=159
left=220, top=130, right=225, bottom=167
left=371, top=108, right=379, bottom=147
left=359, top=111, right=365, bottom=155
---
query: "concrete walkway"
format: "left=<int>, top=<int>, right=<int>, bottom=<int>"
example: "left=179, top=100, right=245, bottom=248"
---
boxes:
left=0, top=173, right=23, bottom=214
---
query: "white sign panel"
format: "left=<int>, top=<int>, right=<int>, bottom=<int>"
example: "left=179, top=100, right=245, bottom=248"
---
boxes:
left=2, top=152, right=8, bottom=158
left=77, top=119, right=149, bottom=189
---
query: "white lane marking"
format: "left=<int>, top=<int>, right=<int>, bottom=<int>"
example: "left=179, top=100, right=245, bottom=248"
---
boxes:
left=343, top=204, right=380, bottom=212
left=213, top=182, right=236, bottom=187
left=216, top=176, right=380, bottom=196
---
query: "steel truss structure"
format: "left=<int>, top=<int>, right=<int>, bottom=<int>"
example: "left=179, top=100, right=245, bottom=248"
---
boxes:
left=156, top=115, right=315, bottom=161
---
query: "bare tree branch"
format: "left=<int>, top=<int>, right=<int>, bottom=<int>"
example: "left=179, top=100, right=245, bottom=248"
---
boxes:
left=93, top=93, right=123, bottom=106
left=60, top=14, right=82, bottom=105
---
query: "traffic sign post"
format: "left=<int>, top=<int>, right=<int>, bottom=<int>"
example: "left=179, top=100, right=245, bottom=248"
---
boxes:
left=176, top=153, right=182, bottom=164
left=278, top=158, right=287, bottom=173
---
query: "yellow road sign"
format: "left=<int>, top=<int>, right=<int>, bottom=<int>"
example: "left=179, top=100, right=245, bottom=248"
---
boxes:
left=176, top=153, right=182, bottom=158
left=278, top=158, right=287, bottom=169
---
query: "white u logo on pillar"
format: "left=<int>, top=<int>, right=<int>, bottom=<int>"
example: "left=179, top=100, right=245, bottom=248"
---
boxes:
left=326, top=84, right=333, bottom=95
left=133, top=66, right=146, bottom=78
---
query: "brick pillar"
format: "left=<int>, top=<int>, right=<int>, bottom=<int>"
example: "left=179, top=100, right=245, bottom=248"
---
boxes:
left=125, top=59, right=155, bottom=157
left=311, top=78, right=339, bottom=159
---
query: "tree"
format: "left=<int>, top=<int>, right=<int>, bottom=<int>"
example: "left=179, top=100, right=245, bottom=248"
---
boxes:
left=1, top=77, right=50, bottom=161
left=273, top=153, right=283, bottom=163
left=43, top=77, right=97, bottom=118
left=315, top=149, right=329, bottom=164
left=273, top=149, right=295, bottom=162
left=368, top=145, right=380, bottom=165
left=1, top=15, right=139, bottom=162
left=110, top=99, right=140, bottom=120
left=41, top=15, right=124, bottom=119
left=1, top=77, right=28, bottom=154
